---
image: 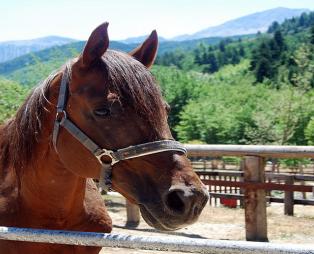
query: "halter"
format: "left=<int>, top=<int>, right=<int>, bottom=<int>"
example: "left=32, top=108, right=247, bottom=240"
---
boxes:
left=52, top=65, right=187, bottom=191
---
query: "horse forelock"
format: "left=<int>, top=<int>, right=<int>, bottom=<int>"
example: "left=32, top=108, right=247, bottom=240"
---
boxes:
left=102, top=50, right=166, bottom=137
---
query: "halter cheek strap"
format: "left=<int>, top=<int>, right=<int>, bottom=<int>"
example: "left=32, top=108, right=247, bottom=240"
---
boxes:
left=52, top=65, right=187, bottom=191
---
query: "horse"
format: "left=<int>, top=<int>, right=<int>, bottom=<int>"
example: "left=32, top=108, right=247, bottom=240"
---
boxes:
left=0, top=22, right=208, bottom=254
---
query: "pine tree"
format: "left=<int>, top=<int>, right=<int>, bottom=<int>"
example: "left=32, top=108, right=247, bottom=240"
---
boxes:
left=219, top=41, right=226, bottom=52
left=204, top=53, right=219, bottom=73
left=268, top=21, right=280, bottom=33
left=299, top=13, right=307, bottom=27
left=273, top=30, right=285, bottom=52
left=310, top=25, right=314, bottom=45
left=256, top=57, right=272, bottom=83
left=239, top=45, right=245, bottom=57
left=250, top=41, right=275, bottom=82
left=269, top=39, right=281, bottom=60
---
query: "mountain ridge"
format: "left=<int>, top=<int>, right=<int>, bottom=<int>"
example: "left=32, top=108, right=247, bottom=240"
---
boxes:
left=0, top=36, right=77, bottom=63
left=173, top=7, right=310, bottom=41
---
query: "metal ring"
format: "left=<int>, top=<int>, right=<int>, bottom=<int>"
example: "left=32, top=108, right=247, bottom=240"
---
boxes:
left=56, top=110, right=67, bottom=123
left=95, top=149, right=118, bottom=165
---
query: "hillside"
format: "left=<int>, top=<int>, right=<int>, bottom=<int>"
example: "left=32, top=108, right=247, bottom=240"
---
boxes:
left=1, top=6, right=303, bottom=72
left=0, top=36, right=77, bottom=63
left=0, top=34, right=254, bottom=85
left=174, top=7, right=309, bottom=41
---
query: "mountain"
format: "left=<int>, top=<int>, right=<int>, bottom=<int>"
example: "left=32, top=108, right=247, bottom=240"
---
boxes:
left=121, top=35, right=168, bottom=44
left=0, top=36, right=77, bottom=63
left=0, top=40, right=138, bottom=85
left=173, top=7, right=310, bottom=41
left=0, top=33, right=256, bottom=86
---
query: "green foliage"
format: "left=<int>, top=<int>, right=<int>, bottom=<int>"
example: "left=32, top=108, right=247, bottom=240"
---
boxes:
left=174, top=60, right=314, bottom=145
left=305, top=118, right=314, bottom=145
left=276, top=12, right=314, bottom=35
left=268, top=21, right=280, bottom=33
left=287, top=43, right=314, bottom=89
left=279, top=158, right=311, bottom=169
left=250, top=31, right=287, bottom=83
left=310, top=25, right=314, bottom=44
left=176, top=61, right=258, bottom=144
left=0, top=78, right=29, bottom=123
left=152, top=65, right=207, bottom=137
left=156, top=38, right=250, bottom=74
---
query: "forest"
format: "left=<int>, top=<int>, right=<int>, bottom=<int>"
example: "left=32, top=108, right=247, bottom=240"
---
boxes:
left=1, top=11, right=314, bottom=148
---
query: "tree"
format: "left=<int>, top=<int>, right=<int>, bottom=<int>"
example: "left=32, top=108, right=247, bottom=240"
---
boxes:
left=310, top=25, right=314, bottom=45
left=250, top=41, right=275, bottom=82
left=273, top=30, right=286, bottom=52
left=268, top=21, right=280, bottom=33
left=239, top=45, right=245, bottom=57
left=152, top=66, right=206, bottom=137
left=305, top=118, right=314, bottom=145
left=203, top=53, right=219, bottom=73
left=0, top=79, right=29, bottom=123
left=219, top=41, right=226, bottom=52
left=298, top=13, right=307, bottom=27
left=289, top=44, right=314, bottom=90
left=255, top=57, right=272, bottom=83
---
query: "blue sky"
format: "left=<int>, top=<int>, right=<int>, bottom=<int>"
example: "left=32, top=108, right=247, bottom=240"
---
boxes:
left=1, top=0, right=314, bottom=42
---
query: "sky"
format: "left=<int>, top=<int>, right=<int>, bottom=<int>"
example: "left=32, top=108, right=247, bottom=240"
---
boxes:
left=1, top=0, right=314, bottom=42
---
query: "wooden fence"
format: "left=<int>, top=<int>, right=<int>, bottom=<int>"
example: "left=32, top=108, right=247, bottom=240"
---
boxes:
left=196, top=170, right=314, bottom=212
left=125, top=144, right=314, bottom=242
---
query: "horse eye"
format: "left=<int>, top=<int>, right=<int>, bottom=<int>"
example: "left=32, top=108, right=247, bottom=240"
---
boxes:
left=94, top=108, right=111, bottom=117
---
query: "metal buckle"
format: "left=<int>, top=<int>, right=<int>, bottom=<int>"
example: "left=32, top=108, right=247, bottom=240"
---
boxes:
left=56, top=110, right=67, bottom=123
left=95, top=149, right=118, bottom=165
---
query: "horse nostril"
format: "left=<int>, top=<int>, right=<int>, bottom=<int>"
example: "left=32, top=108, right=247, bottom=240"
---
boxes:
left=193, top=205, right=200, bottom=217
left=165, top=190, right=186, bottom=214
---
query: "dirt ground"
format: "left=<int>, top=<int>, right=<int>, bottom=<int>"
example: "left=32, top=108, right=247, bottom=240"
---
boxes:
left=100, top=193, right=314, bottom=254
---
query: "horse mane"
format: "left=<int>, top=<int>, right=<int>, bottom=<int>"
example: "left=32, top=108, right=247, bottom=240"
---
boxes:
left=0, top=72, right=58, bottom=173
left=0, top=50, right=165, bottom=173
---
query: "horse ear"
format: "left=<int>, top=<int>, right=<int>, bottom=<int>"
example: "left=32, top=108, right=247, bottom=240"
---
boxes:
left=80, top=22, right=109, bottom=67
left=129, top=30, right=158, bottom=68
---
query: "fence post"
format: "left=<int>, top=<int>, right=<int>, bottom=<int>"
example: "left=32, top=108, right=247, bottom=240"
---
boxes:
left=284, top=175, right=294, bottom=216
left=239, top=159, right=244, bottom=208
left=125, top=199, right=140, bottom=228
left=243, top=156, right=268, bottom=242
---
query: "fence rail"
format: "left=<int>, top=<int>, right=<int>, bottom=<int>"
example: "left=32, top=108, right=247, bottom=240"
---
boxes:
left=184, top=144, right=314, bottom=242
left=185, top=144, right=314, bottom=158
left=1, top=226, right=313, bottom=254
left=196, top=170, right=314, bottom=192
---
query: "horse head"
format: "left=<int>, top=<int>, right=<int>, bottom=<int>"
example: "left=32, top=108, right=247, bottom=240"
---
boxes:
left=52, top=23, right=208, bottom=231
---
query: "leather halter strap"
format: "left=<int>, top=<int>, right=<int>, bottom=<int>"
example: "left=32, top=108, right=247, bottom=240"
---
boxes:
left=52, top=64, right=187, bottom=190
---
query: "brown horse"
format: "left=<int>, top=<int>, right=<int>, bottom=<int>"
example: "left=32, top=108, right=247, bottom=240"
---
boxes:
left=0, top=23, right=208, bottom=254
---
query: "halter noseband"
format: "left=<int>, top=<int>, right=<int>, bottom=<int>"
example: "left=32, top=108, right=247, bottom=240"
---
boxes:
left=52, top=65, right=187, bottom=191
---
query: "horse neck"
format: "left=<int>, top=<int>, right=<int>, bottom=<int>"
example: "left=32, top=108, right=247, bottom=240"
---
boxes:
left=18, top=75, right=87, bottom=222
left=19, top=149, right=87, bottom=221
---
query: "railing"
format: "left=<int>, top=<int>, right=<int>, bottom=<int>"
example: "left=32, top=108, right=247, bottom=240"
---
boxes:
left=196, top=170, right=314, bottom=209
left=187, top=144, right=314, bottom=242
left=1, top=226, right=314, bottom=253
left=185, top=144, right=314, bottom=158
left=1, top=144, right=314, bottom=252
left=125, top=144, right=314, bottom=242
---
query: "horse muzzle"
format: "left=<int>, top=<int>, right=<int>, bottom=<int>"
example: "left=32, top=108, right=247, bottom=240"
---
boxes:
left=139, top=184, right=209, bottom=231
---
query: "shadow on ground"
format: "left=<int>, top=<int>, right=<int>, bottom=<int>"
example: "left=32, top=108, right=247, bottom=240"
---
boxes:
left=113, top=224, right=208, bottom=239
